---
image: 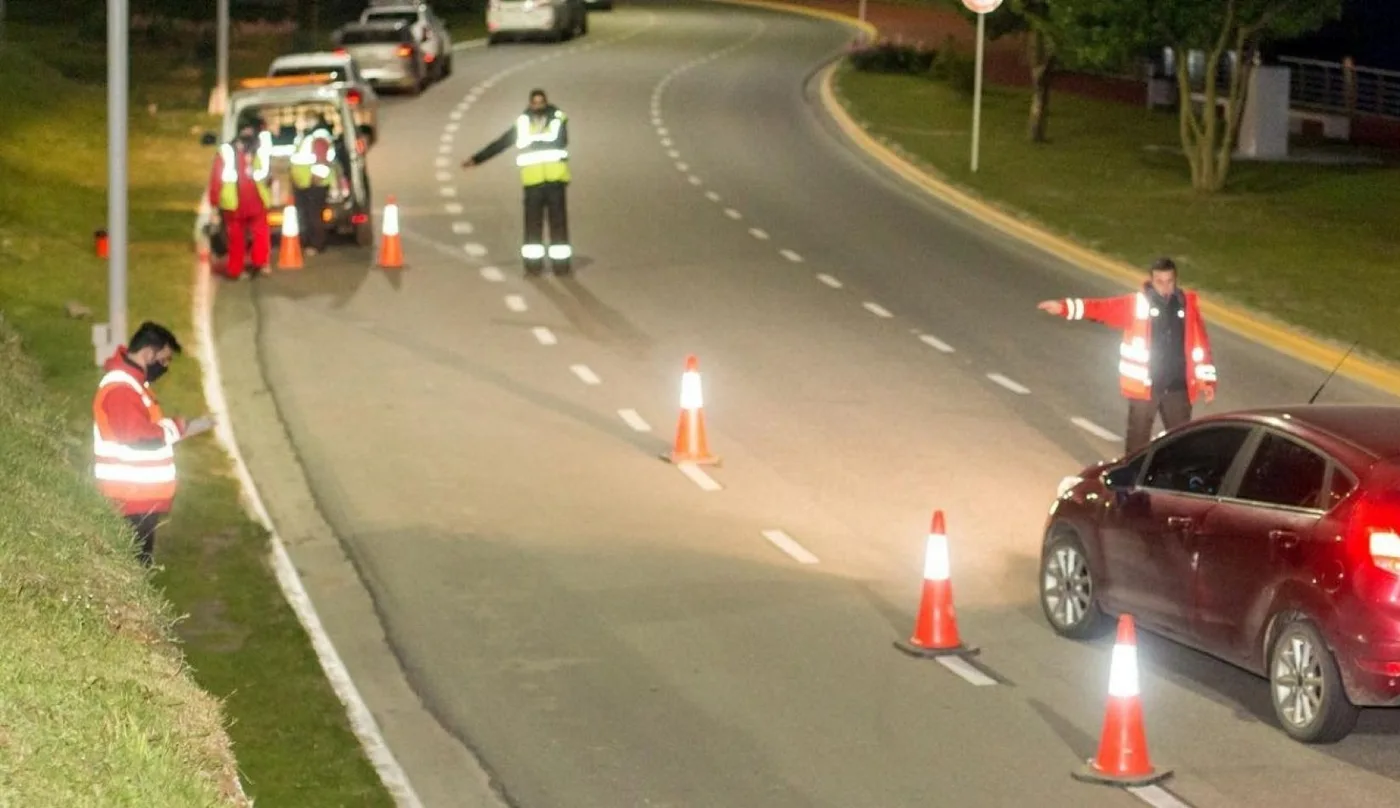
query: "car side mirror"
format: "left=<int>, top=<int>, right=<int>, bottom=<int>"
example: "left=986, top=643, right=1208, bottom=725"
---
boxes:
left=200, top=131, right=218, bottom=146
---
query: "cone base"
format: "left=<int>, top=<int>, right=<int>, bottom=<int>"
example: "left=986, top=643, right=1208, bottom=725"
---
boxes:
left=1072, top=761, right=1172, bottom=788
left=663, top=452, right=721, bottom=466
left=893, top=639, right=980, bottom=659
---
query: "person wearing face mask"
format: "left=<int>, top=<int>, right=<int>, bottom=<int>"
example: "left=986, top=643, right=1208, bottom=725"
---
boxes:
left=461, top=88, right=573, bottom=276
left=208, top=115, right=273, bottom=280
left=93, top=321, right=215, bottom=567
left=1037, top=257, right=1218, bottom=455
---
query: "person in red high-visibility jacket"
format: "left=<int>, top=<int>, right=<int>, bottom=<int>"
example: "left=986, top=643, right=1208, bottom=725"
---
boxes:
left=92, top=321, right=214, bottom=567
left=207, top=117, right=272, bottom=280
left=1038, top=257, right=1217, bottom=455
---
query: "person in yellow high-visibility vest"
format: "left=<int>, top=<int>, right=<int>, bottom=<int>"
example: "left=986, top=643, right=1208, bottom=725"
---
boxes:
left=289, top=116, right=341, bottom=255
left=461, top=88, right=572, bottom=276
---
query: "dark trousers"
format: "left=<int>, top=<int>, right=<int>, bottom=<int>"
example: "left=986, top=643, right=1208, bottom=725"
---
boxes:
left=293, top=185, right=330, bottom=251
left=1125, top=388, right=1192, bottom=455
left=125, top=511, right=162, bottom=568
left=522, top=181, right=570, bottom=273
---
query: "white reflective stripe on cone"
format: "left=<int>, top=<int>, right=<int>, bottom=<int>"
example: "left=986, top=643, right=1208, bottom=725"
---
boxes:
left=1107, top=643, right=1141, bottom=698
left=282, top=205, right=300, bottom=237
left=923, top=532, right=950, bottom=581
left=381, top=204, right=399, bottom=236
left=680, top=370, right=703, bottom=409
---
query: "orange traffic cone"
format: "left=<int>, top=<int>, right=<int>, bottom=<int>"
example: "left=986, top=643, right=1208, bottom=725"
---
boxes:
left=664, top=355, right=719, bottom=466
left=277, top=205, right=304, bottom=271
left=378, top=195, right=404, bottom=269
left=894, top=510, right=978, bottom=659
left=1073, top=614, right=1172, bottom=787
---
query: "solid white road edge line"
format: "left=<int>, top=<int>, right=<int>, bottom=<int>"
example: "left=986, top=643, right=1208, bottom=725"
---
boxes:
left=816, top=274, right=842, bottom=289
left=987, top=373, right=1031, bottom=395
left=504, top=294, right=527, bottom=312
left=936, top=656, right=997, bottom=687
left=532, top=326, right=558, bottom=346
left=570, top=364, right=601, bottom=385
left=191, top=222, right=424, bottom=808
left=1071, top=416, right=1122, bottom=443
left=761, top=529, right=819, bottom=565
left=918, top=333, right=955, bottom=353
left=1127, top=785, right=1193, bottom=808
left=863, top=302, right=893, bottom=318
left=676, top=462, right=722, bottom=492
left=618, top=409, right=652, bottom=432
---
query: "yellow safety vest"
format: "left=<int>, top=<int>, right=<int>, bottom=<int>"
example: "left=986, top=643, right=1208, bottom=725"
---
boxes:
left=218, top=138, right=272, bottom=211
left=290, top=129, right=340, bottom=190
left=515, top=110, right=570, bottom=187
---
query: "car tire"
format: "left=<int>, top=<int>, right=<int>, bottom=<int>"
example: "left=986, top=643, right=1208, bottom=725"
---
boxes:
left=444, top=54, right=454, bottom=76
left=580, top=12, right=589, bottom=35
left=1039, top=528, right=1109, bottom=640
left=1267, top=617, right=1359, bottom=744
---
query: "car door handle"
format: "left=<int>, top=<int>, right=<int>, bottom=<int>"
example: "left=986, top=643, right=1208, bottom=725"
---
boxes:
left=1270, top=529, right=1300, bottom=548
left=1166, top=516, right=1193, bottom=530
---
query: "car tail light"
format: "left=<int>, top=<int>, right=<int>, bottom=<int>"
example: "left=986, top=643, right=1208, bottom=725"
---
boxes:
left=352, top=213, right=369, bottom=225
left=334, top=48, right=347, bottom=56
left=1371, top=530, right=1400, bottom=574
left=425, top=53, right=436, bottom=63
left=346, top=89, right=363, bottom=106
left=397, top=45, right=414, bottom=58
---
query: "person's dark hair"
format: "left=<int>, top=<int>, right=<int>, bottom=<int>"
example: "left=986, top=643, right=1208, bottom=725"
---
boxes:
left=128, top=321, right=182, bottom=355
left=529, top=88, right=547, bottom=102
left=1149, top=257, right=1177, bottom=273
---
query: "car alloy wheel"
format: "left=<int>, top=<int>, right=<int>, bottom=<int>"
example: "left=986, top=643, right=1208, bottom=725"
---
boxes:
left=1039, top=532, right=1105, bottom=639
left=1267, top=618, right=1359, bottom=744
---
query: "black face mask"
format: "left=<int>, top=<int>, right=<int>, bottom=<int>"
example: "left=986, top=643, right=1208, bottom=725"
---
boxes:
left=146, top=360, right=169, bottom=384
left=240, top=134, right=258, bottom=150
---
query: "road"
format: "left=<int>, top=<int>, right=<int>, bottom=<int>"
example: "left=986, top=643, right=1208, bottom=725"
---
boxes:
left=213, top=1, right=1400, bottom=806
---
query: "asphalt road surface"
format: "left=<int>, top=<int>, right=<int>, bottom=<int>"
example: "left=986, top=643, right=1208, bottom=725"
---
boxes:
left=214, top=2, right=1400, bottom=806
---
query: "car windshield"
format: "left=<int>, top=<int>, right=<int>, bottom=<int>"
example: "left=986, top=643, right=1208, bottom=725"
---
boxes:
left=239, top=102, right=344, bottom=151
left=272, top=65, right=350, bottom=82
left=364, top=11, right=418, bottom=25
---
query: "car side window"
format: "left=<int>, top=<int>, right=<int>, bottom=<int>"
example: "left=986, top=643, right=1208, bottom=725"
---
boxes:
left=1141, top=425, right=1249, bottom=497
left=1234, top=432, right=1328, bottom=510
left=1324, top=465, right=1357, bottom=511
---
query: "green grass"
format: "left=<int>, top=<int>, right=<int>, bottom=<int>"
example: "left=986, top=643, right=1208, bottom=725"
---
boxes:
left=0, top=23, right=392, bottom=808
left=443, top=9, right=490, bottom=43
left=834, top=66, right=1400, bottom=360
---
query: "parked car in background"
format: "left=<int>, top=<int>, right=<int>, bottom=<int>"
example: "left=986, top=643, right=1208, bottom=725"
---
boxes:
left=1040, top=404, right=1400, bottom=745
left=360, top=1, right=453, bottom=79
left=487, top=0, right=588, bottom=44
left=333, top=21, right=428, bottom=95
left=267, top=51, right=380, bottom=141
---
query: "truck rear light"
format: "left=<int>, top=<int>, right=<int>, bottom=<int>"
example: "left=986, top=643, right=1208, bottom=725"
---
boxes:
left=334, top=48, right=347, bottom=56
left=346, top=89, right=363, bottom=106
left=397, top=45, right=414, bottom=58
left=352, top=213, right=369, bottom=225
left=1371, top=530, right=1400, bottom=574
left=425, top=53, right=436, bottom=63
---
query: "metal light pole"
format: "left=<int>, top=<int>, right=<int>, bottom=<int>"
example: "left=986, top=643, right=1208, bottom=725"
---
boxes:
left=961, top=0, right=1003, bottom=174
left=96, top=0, right=129, bottom=365
left=857, top=0, right=867, bottom=24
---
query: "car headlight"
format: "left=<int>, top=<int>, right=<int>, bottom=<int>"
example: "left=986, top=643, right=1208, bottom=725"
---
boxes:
left=1056, top=475, right=1082, bottom=499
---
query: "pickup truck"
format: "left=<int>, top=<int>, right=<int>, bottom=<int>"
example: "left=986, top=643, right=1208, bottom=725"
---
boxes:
left=198, top=74, right=377, bottom=251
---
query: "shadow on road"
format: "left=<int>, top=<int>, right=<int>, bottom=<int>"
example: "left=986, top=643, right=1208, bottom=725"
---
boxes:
left=529, top=273, right=653, bottom=357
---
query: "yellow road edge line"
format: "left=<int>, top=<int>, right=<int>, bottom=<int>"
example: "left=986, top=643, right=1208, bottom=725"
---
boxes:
left=708, top=0, right=1400, bottom=400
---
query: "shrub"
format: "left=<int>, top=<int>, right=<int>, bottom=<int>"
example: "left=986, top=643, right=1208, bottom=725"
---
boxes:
left=930, top=36, right=977, bottom=97
left=848, top=39, right=938, bottom=75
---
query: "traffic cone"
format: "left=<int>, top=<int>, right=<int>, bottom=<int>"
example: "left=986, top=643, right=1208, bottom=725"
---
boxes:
left=378, top=195, right=404, bottom=270
left=1073, top=614, right=1172, bottom=788
left=894, top=510, right=978, bottom=659
left=664, top=355, right=718, bottom=466
left=277, top=205, right=304, bottom=271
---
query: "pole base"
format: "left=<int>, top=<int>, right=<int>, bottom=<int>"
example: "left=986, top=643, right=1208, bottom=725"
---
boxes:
left=1072, top=761, right=1173, bottom=788
left=893, top=639, right=980, bottom=659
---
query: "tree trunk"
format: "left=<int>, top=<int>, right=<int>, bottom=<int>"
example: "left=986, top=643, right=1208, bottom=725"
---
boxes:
left=1027, top=30, right=1054, bottom=143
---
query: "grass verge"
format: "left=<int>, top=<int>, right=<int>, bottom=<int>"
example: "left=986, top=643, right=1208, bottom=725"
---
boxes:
left=833, top=65, right=1400, bottom=361
left=0, top=22, right=393, bottom=808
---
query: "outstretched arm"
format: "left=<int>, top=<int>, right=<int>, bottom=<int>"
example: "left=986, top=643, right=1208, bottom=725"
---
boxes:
left=461, top=126, right=514, bottom=168
left=1037, top=294, right=1136, bottom=331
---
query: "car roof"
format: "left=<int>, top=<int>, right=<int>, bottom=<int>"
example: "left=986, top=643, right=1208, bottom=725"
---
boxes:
left=1203, top=405, right=1400, bottom=460
left=270, top=52, right=352, bottom=68
left=341, top=20, right=411, bottom=31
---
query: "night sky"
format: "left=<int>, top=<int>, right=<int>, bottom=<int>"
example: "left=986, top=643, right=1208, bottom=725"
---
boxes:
left=1276, top=0, right=1400, bottom=70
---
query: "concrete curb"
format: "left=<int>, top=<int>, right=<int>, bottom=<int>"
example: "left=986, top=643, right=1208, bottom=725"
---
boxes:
left=189, top=200, right=426, bottom=808
left=712, top=0, right=1400, bottom=400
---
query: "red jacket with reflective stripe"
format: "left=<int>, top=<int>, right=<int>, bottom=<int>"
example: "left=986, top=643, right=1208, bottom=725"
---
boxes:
left=93, top=348, right=187, bottom=515
left=207, top=147, right=268, bottom=214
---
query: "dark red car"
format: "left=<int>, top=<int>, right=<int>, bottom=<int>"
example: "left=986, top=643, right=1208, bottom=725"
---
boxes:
left=1039, top=405, right=1400, bottom=744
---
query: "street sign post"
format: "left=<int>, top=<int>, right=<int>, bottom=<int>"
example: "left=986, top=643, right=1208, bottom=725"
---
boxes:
left=961, top=0, right=1003, bottom=173
left=96, top=0, right=129, bottom=366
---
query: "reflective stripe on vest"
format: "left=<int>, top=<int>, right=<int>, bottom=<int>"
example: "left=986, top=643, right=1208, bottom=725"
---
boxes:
left=218, top=141, right=273, bottom=210
left=1117, top=292, right=1216, bottom=401
left=92, top=370, right=178, bottom=504
left=290, top=130, right=338, bottom=189
left=514, top=111, right=570, bottom=186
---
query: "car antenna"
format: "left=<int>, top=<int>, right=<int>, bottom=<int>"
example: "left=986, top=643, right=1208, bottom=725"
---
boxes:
left=1308, top=340, right=1360, bottom=404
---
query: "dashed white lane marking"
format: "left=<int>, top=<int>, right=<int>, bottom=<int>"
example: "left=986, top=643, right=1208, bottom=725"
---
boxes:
left=449, top=110, right=463, bottom=121
left=444, top=122, right=459, bottom=133
left=618, top=409, right=651, bottom=432
left=816, top=273, right=843, bottom=289
left=436, top=171, right=452, bottom=182
left=532, top=327, right=558, bottom=346
left=676, top=161, right=689, bottom=171
left=863, top=302, right=893, bottom=318
left=1072, top=417, right=1122, bottom=443
left=651, top=116, right=662, bottom=126
left=749, top=227, right=769, bottom=240
left=480, top=266, right=505, bottom=282
left=444, top=202, right=464, bottom=215
left=779, top=249, right=803, bottom=263
left=761, top=529, right=819, bottom=565
left=676, top=462, right=722, bottom=492
left=440, top=132, right=453, bottom=143
left=440, top=187, right=457, bottom=197
left=505, top=294, right=527, bottom=312
left=661, top=138, right=673, bottom=147
left=463, top=243, right=488, bottom=257
left=435, top=156, right=449, bottom=168
left=657, top=127, right=669, bottom=136
left=918, top=334, right=955, bottom=353
left=452, top=222, right=474, bottom=235
left=688, top=175, right=702, bottom=186
left=438, top=144, right=452, bottom=154
left=936, top=656, right=998, bottom=687
left=667, top=149, right=681, bottom=159
left=705, top=191, right=721, bottom=202
left=570, top=364, right=602, bottom=385
left=1126, top=786, right=1192, bottom=808
left=724, top=208, right=742, bottom=220
left=987, top=373, right=1031, bottom=395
